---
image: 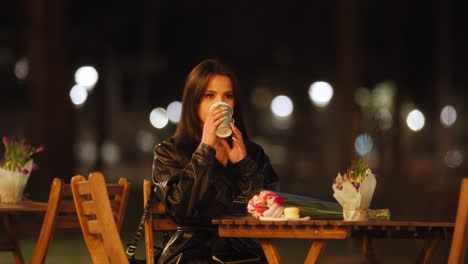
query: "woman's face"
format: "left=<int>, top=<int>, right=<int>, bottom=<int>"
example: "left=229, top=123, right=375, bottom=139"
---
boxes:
left=197, top=74, right=235, bottom=124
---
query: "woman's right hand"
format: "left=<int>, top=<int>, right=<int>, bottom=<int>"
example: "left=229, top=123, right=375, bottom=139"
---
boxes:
left=200, top=106, right=226, bottom=147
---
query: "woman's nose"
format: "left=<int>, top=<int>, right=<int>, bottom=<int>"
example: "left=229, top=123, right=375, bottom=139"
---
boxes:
left=216, top=96, right=227, bottom=103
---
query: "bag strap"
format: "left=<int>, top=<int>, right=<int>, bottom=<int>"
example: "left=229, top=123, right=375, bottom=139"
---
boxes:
left=125, top=188, right=156, bottom=260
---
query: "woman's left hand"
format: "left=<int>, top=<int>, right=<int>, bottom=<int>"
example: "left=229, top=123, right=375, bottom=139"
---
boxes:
left=220, top=122, right=247, bottom=164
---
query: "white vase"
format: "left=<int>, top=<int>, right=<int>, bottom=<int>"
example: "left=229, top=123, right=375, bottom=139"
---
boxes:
left=0, top=160, right=33, bottom=203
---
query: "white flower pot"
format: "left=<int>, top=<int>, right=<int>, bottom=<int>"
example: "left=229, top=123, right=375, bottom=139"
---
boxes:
left=0, top=160, right=33, bottom=203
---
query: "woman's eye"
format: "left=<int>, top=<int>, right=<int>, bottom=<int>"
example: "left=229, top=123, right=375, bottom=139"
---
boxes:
left=225, top=94, right=234, bottom=99
left=204, top=94, right=214, bottom=98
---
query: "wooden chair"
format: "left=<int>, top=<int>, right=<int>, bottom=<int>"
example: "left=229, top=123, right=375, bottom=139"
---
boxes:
left=31, top=176, right=129, bottom=264
left=143, top=179, right=177, bottom=264
left=70, top=172, right=130, bottom=264
left=448, top=178, right=468, bottom=264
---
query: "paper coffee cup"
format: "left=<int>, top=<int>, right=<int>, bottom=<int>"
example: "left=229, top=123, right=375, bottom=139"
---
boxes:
left=209, top=102, right=233, bottom=138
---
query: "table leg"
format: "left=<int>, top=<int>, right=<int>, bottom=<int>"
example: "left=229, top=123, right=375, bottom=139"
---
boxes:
left=304, top=240, right=328, bottom=264
left=259, top=239, right=281, bottom=264
left=417, top=231, right=442, bottom=264
left=361, top=233, right=378, bottom=264
left=1, top=214, right=24, bottom=264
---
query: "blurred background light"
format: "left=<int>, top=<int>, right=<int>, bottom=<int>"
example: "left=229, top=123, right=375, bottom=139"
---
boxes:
left=101, top=140, right=121, bottom=165
left=406, top=109, right=425, bottom=131
left=136, top=130, right=156, bottom=153
left=444, top=149, right=464, bottom=168
left=354, top=87, right=371, bottom=107
left=440, top=105, right=457, bottom=127
left=167, top=101, right=182, bottom=124
left=308, top=81, right=334, bottom=107
left=14, top=57, right=28, bottom=80
left=355, top=133, right=374, bottom=156
left=74, top=66, right=99, bottom=91
left=271, top=95, right=293, bottom=117
left=149, top=107, right=168, bottom=129
left=271, top=115, right=292, bottom=130
left=371, top=81, right=396, bottom=110
left=375, top=109, right=393, bottom=131
left=76, top=140, right=97, bottom=165
left=251, top=86, right=274, bottom=110
left=69, top=85, right=88, bottom=107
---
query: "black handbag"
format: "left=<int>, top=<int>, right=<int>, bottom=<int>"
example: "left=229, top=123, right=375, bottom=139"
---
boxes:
left=125, top=189, right=162, bottom=264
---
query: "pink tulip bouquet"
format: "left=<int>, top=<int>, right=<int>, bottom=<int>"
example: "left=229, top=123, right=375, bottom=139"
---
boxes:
left=0, top=136, right=44, bottom=203
left=1, top=136, right=44, bottom=174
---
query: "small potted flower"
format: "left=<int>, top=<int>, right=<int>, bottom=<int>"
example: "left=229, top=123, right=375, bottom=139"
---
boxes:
left=0, top=136, right=44, bottom=203
left=332, top=160, right=376, bottom=221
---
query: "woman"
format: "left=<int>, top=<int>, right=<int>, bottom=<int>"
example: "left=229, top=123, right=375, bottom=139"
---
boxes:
left=153, top=59, right=278, bottom=264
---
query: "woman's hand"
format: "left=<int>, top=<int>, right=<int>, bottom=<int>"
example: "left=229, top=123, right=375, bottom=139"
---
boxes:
left=220, top=122, right=247, bottom=163
left=200, top=106, right=226, bottom=148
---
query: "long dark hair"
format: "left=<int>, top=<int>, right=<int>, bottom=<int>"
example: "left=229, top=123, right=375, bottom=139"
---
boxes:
left=173, top=59, right=249, bottom=158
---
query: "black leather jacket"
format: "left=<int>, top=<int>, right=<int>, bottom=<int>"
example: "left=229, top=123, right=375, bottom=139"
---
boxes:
left=152, top=138, right=278, bottom=264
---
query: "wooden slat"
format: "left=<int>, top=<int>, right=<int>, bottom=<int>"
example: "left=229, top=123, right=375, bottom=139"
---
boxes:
left=260, top=220, right=273, bottom=226
left=58, top=200, right=119, bottom=213
left=76, top=181, right=91, bottom=195
left=247, top=219, right=261, bottom=225
left=58, top=201, right=78, bottom=213
left=81, top=201, right=96, bottom=216
left=105, top=185, right=123, bottom=196
left=305, top=240, right=328, bottom=264
left=61, top=187, right=73, bottom=196
left=78, top=201, right=120, bottom=215
left=86, top=220, right=101, bottom=235
left=448, top=178, right=468, bottom=264
left=259, top=239, right=281, bottom=264
left=418, top=231, right=442, bottom=264
left=235, top=219, right=247, bottom=225
left=218, top=225, right=349, bottom=239
left=0, top=201, right=48, bottom=213
left=272, top=220, right=287, bottom=226
left=361, top=233, right=377, bottom=263
left=153, top=219, right=177, bottom=230
left=221, top=219, right=234, bottom=225
left=153, top=202, right=167, bottom=214
left=55, top=214, right=79, bottom=228
left=2, top=214, right=24, bottom=263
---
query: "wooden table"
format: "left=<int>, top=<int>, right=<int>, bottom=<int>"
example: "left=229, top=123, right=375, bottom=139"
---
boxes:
left=0, top=201, right=48, bottom=264
left=212, top=218, right=454, bottom=264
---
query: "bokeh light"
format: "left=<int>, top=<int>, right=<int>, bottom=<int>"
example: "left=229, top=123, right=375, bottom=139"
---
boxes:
left=406, top=109, right=425, bottom=131
left=271, top=115, right=292, bottom=130
left=69, top=85, right=88, bottom=107
left=101, top=140, right=121, bottom=165
left=375, top=109, right=393, bottom=131
left=76, top=140, right=97, bottom=165
left=136, top=130, right=156, bottom=153
left=444, top=149, right=464, bottom=168
left=355, top=133, right=374, bottom=156
left=440, top=105, right=457, bottom=127
left=271, top=95, right=293, bottom=117
left=251, top=86, right=274, bottom=110
left=371, top=81, right=396, bottom=110
left=167, top=101, right=182, bottom=124
left=149, top=107, right=168, bottom=129
left=74, top=66, right=99, bottom=90
left=14, top=58, right=28, bottom=80
left=354, top=87, right=371, bottom=107
left=308, top=81, right=334, bottom=107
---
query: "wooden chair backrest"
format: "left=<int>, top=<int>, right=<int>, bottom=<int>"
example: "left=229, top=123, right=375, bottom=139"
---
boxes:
left=143, top=179, right=177, bottom=264
left=448, top=178, right=468, bottom=264
left=71, top=172, right=129, bottom=264
left=31, top=177, right=129, bottom=264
